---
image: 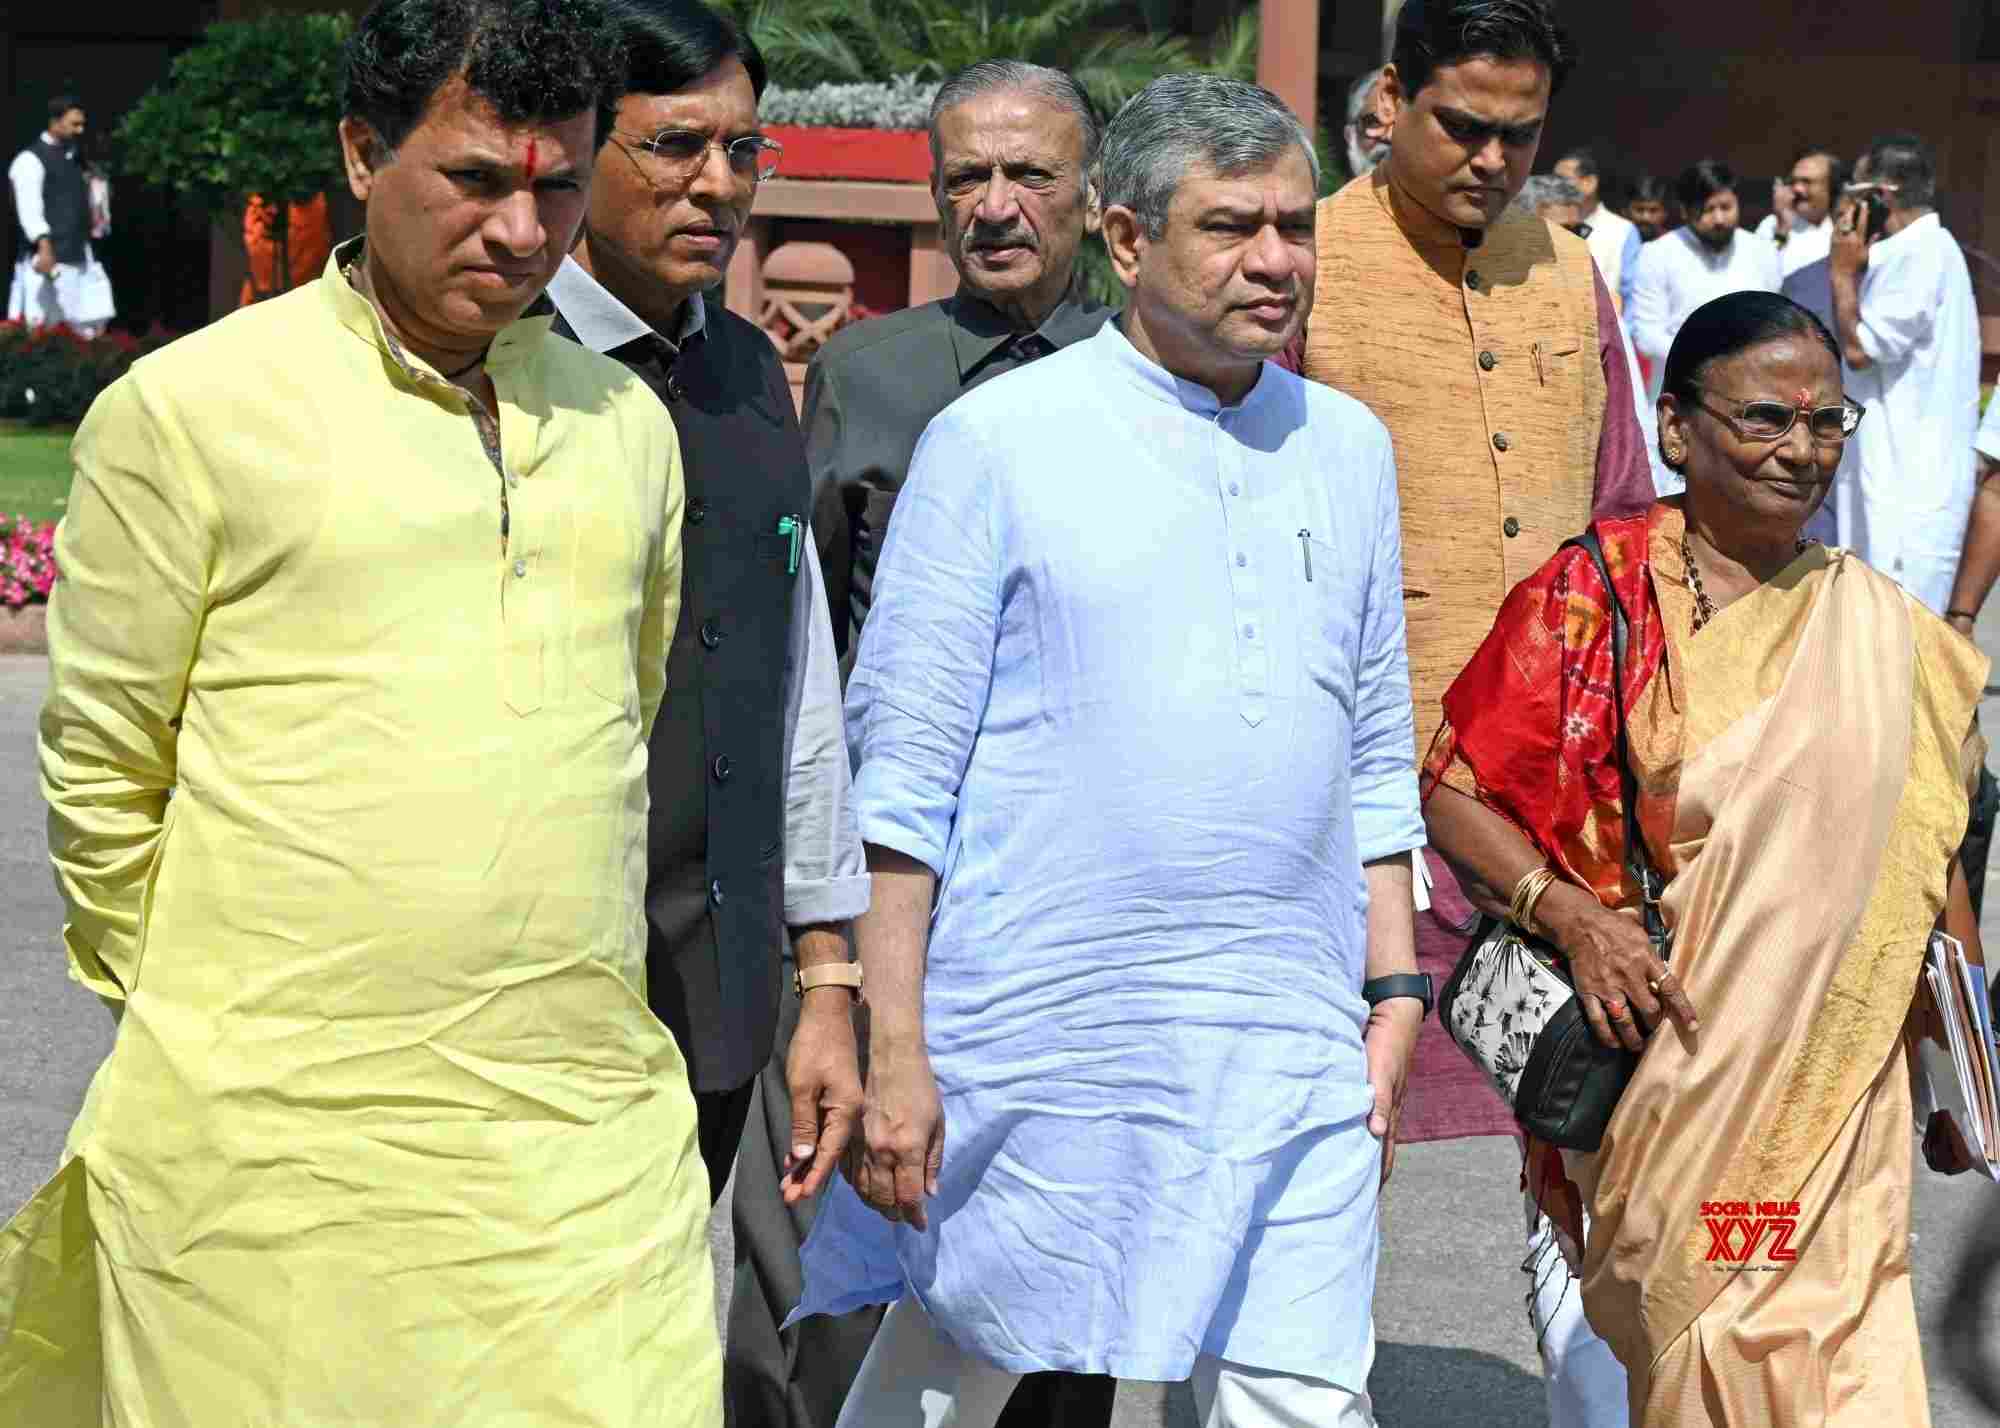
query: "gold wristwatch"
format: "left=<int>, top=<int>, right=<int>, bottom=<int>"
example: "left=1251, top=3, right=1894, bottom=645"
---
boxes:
left=793, top=961, right=864, bottom=1002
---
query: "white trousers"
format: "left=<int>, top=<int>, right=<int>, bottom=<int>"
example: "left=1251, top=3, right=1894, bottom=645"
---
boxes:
left=834, top=1297, right=1376, bottom=1428
left=1525, top=1204, right=1629, bottom=1427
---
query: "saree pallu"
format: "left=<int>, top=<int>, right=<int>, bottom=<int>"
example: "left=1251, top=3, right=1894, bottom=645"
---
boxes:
left=1426, top=501, right=1987, bottom=1424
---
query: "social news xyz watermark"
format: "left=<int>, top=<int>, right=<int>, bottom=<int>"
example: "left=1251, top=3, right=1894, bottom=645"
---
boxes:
left=1698, top=1200, right=1800, bottom=1270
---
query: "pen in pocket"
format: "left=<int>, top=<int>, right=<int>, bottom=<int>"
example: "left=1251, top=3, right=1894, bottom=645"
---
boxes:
left=1298, top=529, right=1313, bottom=582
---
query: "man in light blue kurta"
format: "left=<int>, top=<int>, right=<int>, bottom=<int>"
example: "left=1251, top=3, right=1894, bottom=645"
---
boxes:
left=794, top=76, right=1428, bottom=1427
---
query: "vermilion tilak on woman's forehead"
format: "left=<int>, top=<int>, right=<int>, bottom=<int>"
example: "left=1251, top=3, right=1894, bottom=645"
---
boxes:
left=524, top=139, right=537, bottom=182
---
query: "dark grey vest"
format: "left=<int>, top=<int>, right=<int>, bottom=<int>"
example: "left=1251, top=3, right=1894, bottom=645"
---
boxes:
left=23, top=139, right=87, bottom=264
left=553, top=302, right=806, bottom=1092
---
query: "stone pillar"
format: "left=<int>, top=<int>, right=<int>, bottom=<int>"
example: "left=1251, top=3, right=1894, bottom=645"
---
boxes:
left=1256, top=0, right=1319, bottom=132
left=908, top=222, right=957, bottom=307
left=724, top=216, right=771, bottom=320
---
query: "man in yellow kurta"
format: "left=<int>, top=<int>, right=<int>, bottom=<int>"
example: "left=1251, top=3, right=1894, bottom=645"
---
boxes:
left=0, top=1, right=720, bottom=1423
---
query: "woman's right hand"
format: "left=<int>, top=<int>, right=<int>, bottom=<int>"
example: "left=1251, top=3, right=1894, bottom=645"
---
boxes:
left=1537, top=882, right=1700, bottom=1052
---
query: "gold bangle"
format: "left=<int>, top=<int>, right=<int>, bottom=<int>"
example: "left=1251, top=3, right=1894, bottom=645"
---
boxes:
left=1509, top=867, right=1557, bottom=934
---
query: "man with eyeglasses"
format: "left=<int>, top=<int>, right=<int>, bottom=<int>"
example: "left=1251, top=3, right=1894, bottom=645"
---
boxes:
left=1828, top=130, right=1981, bottom=620
left=1755, top=145, right=1846, bottom=279
left=544, top=0, right=868, bottom=1227
left=1342, top=67, right=1391, bottom=180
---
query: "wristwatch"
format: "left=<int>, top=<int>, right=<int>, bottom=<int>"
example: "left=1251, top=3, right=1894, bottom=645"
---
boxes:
left=1362, top=972, right=1434, bottom=1020
left=793, top=961, right=864, bottom=1002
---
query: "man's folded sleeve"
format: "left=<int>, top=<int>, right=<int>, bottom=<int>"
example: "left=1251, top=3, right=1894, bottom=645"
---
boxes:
left=781, top=532, right=869, bottom=926
left=843, top=409, right=1000, bottom=876
left=1351, top=428, right=1426, bottom=863
left=39, top=373, right=218, bottom=1001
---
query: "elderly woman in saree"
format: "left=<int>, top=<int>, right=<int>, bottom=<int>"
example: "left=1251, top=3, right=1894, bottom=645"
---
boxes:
left=1421, top=289, right=1987, bottom=1426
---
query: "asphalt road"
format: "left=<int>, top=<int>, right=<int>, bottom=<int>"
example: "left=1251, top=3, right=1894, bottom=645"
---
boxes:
left=2, top=646, right=1998, bottom=1423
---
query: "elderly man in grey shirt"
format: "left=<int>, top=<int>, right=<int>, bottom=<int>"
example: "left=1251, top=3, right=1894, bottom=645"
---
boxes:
left=807, top=59, right=1112, bottom=664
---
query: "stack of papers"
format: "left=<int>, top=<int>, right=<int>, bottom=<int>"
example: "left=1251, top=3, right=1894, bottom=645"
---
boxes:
left=1914, top=931, right=2000, bottom=1181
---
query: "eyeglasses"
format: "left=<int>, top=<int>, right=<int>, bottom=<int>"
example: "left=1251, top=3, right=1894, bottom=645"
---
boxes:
left=1690, top=385, right=1864, bottom=445
left=612, top=128, right=782, bottom=184
left=1563, top=220, right=1593, bottom=239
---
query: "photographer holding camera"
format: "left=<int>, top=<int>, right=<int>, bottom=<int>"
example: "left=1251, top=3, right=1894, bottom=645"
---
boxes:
left=1829, top=131, right=1981, bottom=618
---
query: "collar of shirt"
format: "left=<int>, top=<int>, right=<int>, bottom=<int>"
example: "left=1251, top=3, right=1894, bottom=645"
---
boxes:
left=1873, top=209, right=1940, bottom=260
left=321, top=235, right=549, bottom=383
left=947, top=287, right=1098, bottom=383
left=1094, top=315, right=1275, bottom=418
left=544, top=253, right=706, bottom=357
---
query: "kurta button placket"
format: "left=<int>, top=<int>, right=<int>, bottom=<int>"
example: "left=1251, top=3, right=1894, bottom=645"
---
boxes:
left=700, top=617, right=722, bottom=649
left=709, top=879, right=725, bottom=906
left=712, top=754, right=733, bottom=783
left=1466, top=270, right=1482, bottom=290
left=1478, top=351, right=1497, bottom=371
left=1503, top=516, right=1521, bottom=538
left=513, top=558, right=528, bottom=578
left=665, top=372, right=685, bottom=402
left=1212, top=404, right=1267, bottom=728
left=1492, top=432, right=1510, bottom=452
left=688, top=499, right=707, bottom=525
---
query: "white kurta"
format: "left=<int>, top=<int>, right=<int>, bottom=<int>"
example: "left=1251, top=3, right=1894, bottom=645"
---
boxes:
left=1835, top=213, right=1981, bottom=615
left=7, top=140, right=114, bottom=333
left=1628, top=227, right=1783, bottom=400
left=1755, top=213, right=1834, bottom=279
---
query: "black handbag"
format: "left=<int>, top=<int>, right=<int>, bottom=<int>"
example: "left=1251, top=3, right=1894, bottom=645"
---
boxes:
left=1437, top=530, right=1672, bottom=1152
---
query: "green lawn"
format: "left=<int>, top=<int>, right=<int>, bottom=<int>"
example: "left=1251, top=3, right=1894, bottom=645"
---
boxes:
left=0, top=425, right=75, bottom=524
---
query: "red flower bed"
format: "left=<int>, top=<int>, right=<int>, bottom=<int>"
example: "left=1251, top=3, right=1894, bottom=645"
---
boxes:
left=0, top=515, right=57, bottom=608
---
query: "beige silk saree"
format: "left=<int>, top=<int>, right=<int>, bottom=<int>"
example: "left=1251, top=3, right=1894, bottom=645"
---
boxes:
left=1568, top=515, right=1986, bottom=1422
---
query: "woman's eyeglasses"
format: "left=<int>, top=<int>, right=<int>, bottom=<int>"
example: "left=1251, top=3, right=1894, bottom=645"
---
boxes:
left=1691, top=385, right=1864, bottom=445
left=612, top=128, right=783, bottom=185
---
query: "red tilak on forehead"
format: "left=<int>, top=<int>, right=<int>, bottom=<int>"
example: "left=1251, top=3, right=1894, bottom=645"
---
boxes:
left=524, top=139, right=538, bottom=182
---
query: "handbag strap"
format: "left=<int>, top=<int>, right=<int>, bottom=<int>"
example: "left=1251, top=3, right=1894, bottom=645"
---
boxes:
left=1561, top=530, right=1668, bottom=944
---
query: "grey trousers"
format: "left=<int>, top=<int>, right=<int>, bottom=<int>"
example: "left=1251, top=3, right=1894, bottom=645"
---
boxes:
left=724, top=983, right=1118, bottom=1428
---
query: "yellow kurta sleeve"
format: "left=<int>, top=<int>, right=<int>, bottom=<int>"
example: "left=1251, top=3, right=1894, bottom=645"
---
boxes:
left=39, top=370, right=219, bottom=1002
left=636, top=413, right=684, bottom=741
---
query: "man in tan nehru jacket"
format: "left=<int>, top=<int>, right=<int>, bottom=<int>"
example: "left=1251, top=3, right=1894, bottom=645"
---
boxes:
left=1297, top=1, right=1654, bottom=1423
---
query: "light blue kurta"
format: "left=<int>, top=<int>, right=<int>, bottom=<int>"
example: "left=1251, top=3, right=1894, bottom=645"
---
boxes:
left=793, top=321, right=1425, bottom=1390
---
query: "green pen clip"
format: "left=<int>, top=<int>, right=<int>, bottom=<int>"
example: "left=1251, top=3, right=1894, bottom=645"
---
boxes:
left=777, top=514, right=802, bottom=576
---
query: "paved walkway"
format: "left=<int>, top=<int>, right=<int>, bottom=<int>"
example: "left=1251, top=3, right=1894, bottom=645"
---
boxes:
left=2, top=650, right=1997, bottom=1422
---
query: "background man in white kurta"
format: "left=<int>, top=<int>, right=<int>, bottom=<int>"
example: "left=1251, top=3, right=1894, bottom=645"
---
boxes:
left=1628, top=158, right=1781, bottom=401
left=8, top=94, right=115, bottom=337
left=790, top=74, right=1427, bottom=1428
left=1829, top=130, right=1980, bottom=617
left=1554, top=149, right=1639, bottom=315
left=1755, top=144, right=1843, bottom=279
